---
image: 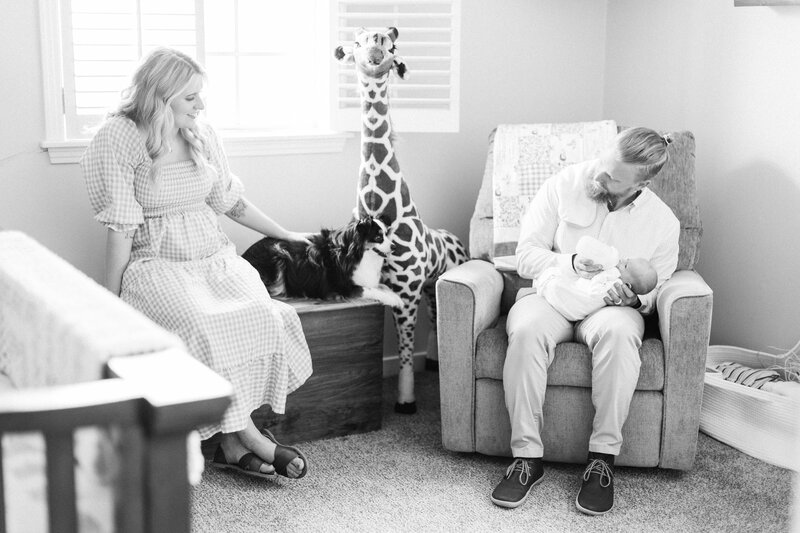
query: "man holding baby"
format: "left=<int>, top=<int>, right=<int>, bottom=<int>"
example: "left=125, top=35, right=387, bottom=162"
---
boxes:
left=490, top=127, right=680, bottom=515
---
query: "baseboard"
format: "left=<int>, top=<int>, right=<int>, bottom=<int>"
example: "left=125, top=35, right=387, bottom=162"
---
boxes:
left=382, top=351, right=430, bottom=377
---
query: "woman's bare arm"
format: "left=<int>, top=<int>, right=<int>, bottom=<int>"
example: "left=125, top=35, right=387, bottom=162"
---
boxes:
left=225, top=197, right=309, bottom=242
left=105, top=228, right=135, bottom=296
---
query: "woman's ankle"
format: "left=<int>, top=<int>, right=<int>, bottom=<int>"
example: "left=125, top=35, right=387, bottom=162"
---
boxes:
left=237, top=426, right=277, bottom=463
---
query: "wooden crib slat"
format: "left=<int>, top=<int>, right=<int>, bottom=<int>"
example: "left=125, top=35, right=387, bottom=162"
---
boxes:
left=146, top=434, right=190, bottom=533
left=116, top=427, right=145, bottom=533
left=45, top=431, right=78, bottom=533
left=1, top=349, right=232, bottom=533
left=0, top=433, right=6, bottom=533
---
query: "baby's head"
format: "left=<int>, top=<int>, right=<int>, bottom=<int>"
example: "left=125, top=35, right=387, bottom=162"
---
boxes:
left=618, top=258, right=657, bottom=295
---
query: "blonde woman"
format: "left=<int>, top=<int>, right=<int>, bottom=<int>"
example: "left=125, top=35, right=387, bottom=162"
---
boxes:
left=81, top=47, right=312, bottom=480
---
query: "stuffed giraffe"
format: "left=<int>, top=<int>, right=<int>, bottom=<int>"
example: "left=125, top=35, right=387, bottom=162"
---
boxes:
left=335, top=27, right=468, bottom=414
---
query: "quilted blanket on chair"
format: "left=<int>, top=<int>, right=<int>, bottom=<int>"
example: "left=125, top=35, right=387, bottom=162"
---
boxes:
left=491, top=121, right=618, bottom=270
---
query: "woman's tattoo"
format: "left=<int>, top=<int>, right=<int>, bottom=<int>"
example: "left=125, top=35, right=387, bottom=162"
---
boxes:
left=228, top=199, right=247, bottom=218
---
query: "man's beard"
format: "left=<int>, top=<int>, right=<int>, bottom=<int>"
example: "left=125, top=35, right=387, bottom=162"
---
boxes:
left=586, top=181, right=617, bottom=205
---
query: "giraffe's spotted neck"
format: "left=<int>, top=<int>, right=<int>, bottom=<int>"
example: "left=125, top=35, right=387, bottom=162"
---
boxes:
left=356, top=69, right=415, bottom=222
left=357, top=71, right=394, bottom=148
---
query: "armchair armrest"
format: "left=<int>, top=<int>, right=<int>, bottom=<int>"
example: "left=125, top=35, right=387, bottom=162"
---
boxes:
left=436, top=259, right=503, bottom=452
left=655, top=270, right=713, bottom=469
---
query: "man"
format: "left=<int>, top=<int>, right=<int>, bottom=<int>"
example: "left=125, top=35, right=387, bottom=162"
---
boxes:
left=490, top=127, right=680, bottom=515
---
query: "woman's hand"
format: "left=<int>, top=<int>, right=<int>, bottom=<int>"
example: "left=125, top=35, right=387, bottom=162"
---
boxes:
left=603, top=282, right=638, bottom=307
left=227, top=197, right=315, bottom=245
left=283, top=231, right=313, bottom=245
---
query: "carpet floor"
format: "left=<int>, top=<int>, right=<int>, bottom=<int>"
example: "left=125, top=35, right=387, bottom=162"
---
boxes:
left=191, top=370, right=796, bottom=532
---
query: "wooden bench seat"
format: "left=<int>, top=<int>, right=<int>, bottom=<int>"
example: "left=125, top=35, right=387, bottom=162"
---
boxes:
left=252, top=297, right=386, bottom=444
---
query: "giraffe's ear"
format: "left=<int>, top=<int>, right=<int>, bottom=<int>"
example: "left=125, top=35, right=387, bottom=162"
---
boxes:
left=393, top=57, right=407, bottom=79
left=387, top=27, right=399, bottom=42
left=334, top=45, right=354, bottom=64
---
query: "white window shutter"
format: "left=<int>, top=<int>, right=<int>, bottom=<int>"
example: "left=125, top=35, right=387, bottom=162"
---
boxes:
left=41, top=0, right=349, bottom=161
left=330, top=0, right=461, bottom=133
left=61, top=0, right=198, bottom=138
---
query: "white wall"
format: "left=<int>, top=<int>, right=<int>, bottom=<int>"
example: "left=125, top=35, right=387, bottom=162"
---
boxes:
left=0, top=0, right=608, bottom=357
left=604, top=0, right=800, bottom=353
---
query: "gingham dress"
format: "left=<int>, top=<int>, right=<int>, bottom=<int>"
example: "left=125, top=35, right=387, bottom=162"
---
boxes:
left=80, top=116, right=312, bottom=440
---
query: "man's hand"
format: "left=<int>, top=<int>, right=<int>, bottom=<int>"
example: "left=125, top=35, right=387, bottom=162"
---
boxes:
left=573, top=255, right=604, bottom=279
left=603, top=282, right=639, bottom=307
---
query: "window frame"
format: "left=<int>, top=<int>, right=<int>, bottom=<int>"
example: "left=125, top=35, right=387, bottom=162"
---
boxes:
left=38, top=0, right=460, bottom=164
left=39, top=0, right=350, bottom=163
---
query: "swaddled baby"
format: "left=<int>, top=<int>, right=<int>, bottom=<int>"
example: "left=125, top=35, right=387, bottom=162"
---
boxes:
left=534, top=235, right=657, bottom=321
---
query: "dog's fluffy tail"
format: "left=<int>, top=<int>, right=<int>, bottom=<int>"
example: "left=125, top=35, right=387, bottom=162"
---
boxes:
left=265, top=242, right=292, bottom=297
left=241, top=238, right=293, bottom=298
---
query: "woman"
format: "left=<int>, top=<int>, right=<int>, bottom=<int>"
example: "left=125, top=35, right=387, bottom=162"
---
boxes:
left=80, top=47, right=312, bottom=480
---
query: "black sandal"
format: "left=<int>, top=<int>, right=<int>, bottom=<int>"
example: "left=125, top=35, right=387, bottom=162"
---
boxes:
left=210, top=445, right=276, bottom=480
left=261, top=428, right=309, bottom=479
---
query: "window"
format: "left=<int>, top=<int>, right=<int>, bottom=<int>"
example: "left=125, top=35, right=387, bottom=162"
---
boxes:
left=331, top=0, right=461, bottom=132
left=39, top=0, right=461, bottom=163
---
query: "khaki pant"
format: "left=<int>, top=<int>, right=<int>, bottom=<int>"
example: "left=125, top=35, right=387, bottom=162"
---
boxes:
left=504, top=293, right=644, bottom=458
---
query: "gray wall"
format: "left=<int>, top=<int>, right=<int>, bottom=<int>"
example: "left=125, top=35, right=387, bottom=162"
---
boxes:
left=0, top=0, right=609, bottom=358
left=6, top=0, right=798, bottom=357
left=604, top=0, right=800, bottom=353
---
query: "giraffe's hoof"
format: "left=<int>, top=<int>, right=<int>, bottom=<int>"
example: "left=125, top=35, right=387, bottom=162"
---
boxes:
left=394, top=401, right=417, bottom=415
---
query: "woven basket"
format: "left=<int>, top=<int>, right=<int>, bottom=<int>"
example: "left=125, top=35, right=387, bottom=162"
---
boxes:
left=700, top=344, right=800, bottom=471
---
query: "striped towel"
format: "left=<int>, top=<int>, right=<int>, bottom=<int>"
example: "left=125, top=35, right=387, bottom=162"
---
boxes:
left=714, top=361, right=782, bottom=389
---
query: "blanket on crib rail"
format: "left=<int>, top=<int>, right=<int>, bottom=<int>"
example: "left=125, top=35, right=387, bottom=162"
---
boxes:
left=0, top=230, right=184, bottom=387
left=0, top=231, right=190, bottom=533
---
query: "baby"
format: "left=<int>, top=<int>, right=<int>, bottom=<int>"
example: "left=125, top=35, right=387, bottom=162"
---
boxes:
left=534, top=236, right=657, bottom=321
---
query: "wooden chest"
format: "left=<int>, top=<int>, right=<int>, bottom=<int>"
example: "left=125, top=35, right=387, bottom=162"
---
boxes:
left=251, top=298, right=385, bottom=443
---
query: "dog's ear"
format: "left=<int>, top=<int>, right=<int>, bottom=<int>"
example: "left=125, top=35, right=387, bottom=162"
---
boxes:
left=356, top=217, right=372, bottom=236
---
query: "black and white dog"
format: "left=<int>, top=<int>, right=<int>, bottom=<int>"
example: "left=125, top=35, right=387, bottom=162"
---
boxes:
left=242, top=216, right=403, bottom=308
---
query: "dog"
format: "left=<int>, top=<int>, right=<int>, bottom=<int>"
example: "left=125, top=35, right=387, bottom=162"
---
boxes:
left=242, top=216, right=403, bottom=308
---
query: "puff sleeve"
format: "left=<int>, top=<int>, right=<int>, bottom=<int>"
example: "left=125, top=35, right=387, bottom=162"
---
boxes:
left=203, top=125, right=245, bottom=215
left=79, top=117, right=145, bottom=232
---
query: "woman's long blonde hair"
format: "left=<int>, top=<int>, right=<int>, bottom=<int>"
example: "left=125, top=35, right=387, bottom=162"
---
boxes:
left=115, top=47, right=208, bottom=177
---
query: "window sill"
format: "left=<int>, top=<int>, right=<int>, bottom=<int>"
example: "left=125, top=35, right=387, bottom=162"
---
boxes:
left=41, top=131, right=353, bottom=164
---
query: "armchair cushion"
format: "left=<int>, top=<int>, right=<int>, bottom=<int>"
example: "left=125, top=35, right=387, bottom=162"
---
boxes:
left=475, top=320, right=665, bottom=390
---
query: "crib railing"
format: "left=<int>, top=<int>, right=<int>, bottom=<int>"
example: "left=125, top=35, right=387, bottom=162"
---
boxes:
left=0, top=348, right=231, bottom=533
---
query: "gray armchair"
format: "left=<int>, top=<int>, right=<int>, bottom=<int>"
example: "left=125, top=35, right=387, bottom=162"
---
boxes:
left=436, top=127, right=713, bottom=469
